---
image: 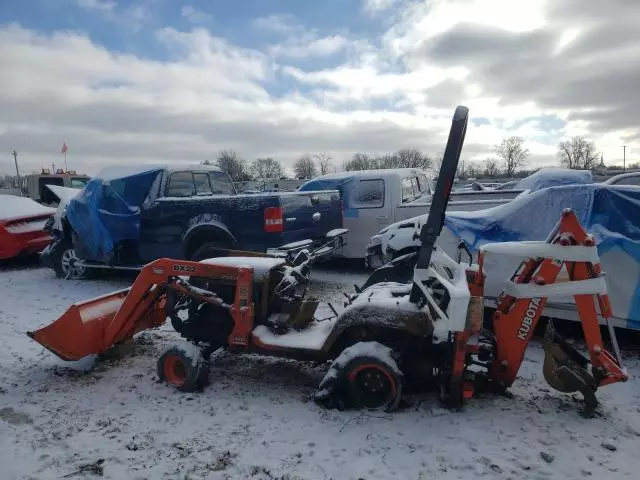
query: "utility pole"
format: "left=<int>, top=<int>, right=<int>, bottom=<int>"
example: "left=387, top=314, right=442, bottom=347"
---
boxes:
left=12, top=150, right=21, bottom=194
left=623, top=145, right=626, bottom=172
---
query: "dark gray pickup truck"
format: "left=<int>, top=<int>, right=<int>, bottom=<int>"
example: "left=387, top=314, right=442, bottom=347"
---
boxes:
left=43, top=165, right=343, bottom=278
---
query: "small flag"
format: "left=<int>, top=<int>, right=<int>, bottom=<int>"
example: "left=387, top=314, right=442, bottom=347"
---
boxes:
left=61, top=142, right=68, bottom=154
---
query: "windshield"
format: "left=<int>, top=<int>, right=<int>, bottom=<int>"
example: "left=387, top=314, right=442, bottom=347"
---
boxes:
left=71, top=177, right=88, bottom=188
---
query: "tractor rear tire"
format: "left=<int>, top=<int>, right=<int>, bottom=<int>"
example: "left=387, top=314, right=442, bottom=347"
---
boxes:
left=315, top=342, right=402, bottom=411
left=157, top=345, right=209, bottom=392
left=345, top=357, right=402, bottom=410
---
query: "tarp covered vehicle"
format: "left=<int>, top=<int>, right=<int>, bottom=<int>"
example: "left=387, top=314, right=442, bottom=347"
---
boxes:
left=43, top=165, right=343, bottom=278
left=367, top=184, right=640, bottom=330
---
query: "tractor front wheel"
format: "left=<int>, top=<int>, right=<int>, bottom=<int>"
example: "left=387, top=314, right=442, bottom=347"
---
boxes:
left=157, top=344, right=209, bottom=392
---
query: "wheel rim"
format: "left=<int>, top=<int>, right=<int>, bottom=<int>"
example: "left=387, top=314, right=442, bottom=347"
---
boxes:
left=60, top=248, right=86, bottom=279
left=348, top=364, right=396, bottom=408
left=163, top=355, right=187, bottom=387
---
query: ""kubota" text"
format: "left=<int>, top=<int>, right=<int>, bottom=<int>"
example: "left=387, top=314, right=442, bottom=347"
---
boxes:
left=517, top=297, right=542, bottom=340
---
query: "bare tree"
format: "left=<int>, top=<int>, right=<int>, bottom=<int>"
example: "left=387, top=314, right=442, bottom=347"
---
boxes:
left=250, top=157, right=284, bottom=179
left=557, top=136, right=599, bottom=170
left=431, top=151, right=444, bottom=174
left=314, top=153, right=333, bottom=175
left=293, top=154, right=318, bottom=179
left=214, top=149, right=250, bottom=182
left=484, top=157, right=499, bottom=177
left=346, top=149, right=432, bottom=171
left=378, top=149, right=432, bottom=169
left=495, top=136, right=529, bottom=177
left=344, top=152, right=374, bottom=171
left=397, top=148, right=432, bottom=169
left=466, top=161, right=482, bottom=178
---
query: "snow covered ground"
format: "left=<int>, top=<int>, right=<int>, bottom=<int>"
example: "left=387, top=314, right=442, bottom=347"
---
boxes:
left=1, top=262, right=640, bottom=479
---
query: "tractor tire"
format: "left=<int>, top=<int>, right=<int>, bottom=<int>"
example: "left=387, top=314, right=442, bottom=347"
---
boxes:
left=190, top=241, right=230, bottom=262
left=315, top=342, right=402, bottom=412
left=157, top=344, right=209, bottom=393
left=51, top=240, right=92, bottom=280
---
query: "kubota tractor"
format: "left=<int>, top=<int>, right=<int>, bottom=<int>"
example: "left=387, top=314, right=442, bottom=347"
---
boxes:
left=28, top=106, right=628, bottom=416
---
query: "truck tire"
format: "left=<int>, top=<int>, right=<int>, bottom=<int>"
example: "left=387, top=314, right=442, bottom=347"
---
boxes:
left=51, top=240, right=91, bottom=280
left=190, top=241, right=230, bottom=262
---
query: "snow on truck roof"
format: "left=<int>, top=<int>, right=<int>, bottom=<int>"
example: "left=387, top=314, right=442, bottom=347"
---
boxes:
left=0, top=195, right=55, bottom=222
left=96, top=164, right=222, bottom=181
left=311, top=168, right=426, bottom=181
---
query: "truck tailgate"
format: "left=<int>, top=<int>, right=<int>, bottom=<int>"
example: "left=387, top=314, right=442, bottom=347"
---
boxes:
left=279, top=190, right=342, bottom=241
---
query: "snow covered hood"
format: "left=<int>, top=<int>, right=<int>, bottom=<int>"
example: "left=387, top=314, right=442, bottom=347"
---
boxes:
left=0, top=195, right=55, bottom=222
left=46, top=185, right=82, bottom=232
left=200, top=256, right=286, bottom=278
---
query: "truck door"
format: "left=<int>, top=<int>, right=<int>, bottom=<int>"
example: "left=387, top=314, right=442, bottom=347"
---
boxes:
left=138, top=171, right=181, bottom=262
left=342, top=178, right=389, bottom=258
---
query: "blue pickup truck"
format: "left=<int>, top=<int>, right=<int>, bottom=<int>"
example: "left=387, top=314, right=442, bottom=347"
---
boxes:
left=43, top=165, right=342, bottom=278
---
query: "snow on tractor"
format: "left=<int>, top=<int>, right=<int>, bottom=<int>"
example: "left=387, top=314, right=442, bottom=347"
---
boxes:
left=28, top=107, right=628, bottom=416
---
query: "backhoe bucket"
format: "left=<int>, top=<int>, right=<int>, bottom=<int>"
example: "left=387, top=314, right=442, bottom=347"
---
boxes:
left=542, top=321, right=599, bottom=417
left=27, top=286, right=167, bottom=361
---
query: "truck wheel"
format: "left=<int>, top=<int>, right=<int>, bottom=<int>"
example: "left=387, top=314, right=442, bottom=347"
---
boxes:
left=52, top=241, right=90, bottom=279
left=157, top=344, right=209, bottom=392
left=314, top=342, right=402, bottom=411
left=190, top=241, right=229, bottom=262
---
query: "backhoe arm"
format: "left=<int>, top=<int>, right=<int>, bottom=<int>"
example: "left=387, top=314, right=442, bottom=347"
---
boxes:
left=479, top=210, right=627, bottom=392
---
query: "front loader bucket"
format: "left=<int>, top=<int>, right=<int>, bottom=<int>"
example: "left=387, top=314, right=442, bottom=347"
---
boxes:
left=28, top=286, right=167, bottom=361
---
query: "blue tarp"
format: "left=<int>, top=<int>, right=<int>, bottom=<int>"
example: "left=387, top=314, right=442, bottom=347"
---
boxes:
left=66, top=168, right=161, bottom=262
left=444, top=184, right=640, bottom=328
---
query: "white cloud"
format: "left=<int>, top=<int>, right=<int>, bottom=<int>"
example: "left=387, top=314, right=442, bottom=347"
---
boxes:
left=2, top=0, right=640, bottom=176
left=74, top=0, right=150, bottom=33
left=75, top=0, right=116, bottom=12
left=0, top=24, right=452, bottom=175
left=181, top=5, right=212, bottom=24
left=252, top=14, right=300, bottom=34
left=270, top=35, right=348, bottom=58
left=362, top=0, right=398, bottom=15
left=253, top=14, right=349, bottom=59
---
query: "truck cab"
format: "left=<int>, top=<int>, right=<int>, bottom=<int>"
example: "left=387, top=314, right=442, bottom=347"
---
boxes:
left=299, top=168, right=522, bottom=260
left=22, top=169, right=90, bottom=205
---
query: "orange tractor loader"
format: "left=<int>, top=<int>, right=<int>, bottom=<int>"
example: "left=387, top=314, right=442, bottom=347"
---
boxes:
left=28, top=106, right=628, bottom=414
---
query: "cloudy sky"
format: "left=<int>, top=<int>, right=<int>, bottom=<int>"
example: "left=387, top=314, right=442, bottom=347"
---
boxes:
left=0, top=0, right=638, bottom=176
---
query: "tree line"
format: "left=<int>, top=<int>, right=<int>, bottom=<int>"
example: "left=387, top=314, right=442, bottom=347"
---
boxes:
left=450, top=135, right=617, bottom=180
left=1, top=135, right=627, bottom=190
left=202, top=150, right=335, bottom=182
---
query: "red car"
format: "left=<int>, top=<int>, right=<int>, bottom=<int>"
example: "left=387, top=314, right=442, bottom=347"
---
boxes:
left=0, top=195, right=55, bottom=260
